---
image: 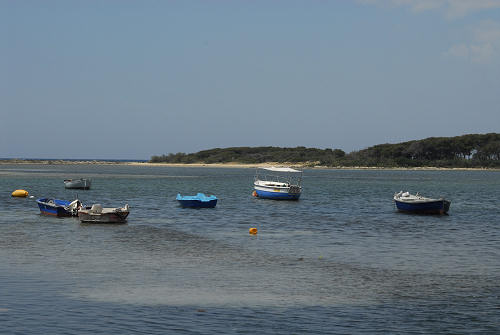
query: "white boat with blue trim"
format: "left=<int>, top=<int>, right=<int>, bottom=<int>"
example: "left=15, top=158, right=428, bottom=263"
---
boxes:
left=253, top=167, right=302, bottom=200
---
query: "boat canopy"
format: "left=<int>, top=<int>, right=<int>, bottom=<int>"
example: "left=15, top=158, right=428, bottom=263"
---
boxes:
left=261, top=167, right=302, bottom=173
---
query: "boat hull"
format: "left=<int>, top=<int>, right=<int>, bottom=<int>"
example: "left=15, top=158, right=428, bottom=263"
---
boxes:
left=177, top=199, right=217, bottom=208
left=78, top=210, right=129, bottom=223
left=253, top=167, right=303, bottom=201
left=176, top=193, right=217, bottom=208
left=395, top=199, right=450, bottom=215
left=254, top=187, right=301, bottom=200
left=36, top=198, right=73, bottom=217
left=64, top=179, right=91, bottom=190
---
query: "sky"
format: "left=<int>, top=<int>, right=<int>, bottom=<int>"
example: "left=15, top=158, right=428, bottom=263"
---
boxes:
left=2, top=0, right=500, bottom=160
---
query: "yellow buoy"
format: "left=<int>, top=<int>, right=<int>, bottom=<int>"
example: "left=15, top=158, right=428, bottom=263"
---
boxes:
left=11, top=189, right=29, bottom=197
left=249, top=227, right=258, bottom=235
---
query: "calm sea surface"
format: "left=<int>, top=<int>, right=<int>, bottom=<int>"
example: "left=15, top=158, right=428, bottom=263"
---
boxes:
left=1, top=164, right=499, bottom=334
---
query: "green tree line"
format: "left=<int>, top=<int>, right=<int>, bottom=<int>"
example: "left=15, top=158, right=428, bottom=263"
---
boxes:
left=150, top=133, right=500, bottom=168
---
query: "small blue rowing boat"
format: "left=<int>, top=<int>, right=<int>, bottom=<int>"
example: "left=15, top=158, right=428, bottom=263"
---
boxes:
left=36, top=198, right=82, bottom=217
left=176, top=193, right=218, bottom=208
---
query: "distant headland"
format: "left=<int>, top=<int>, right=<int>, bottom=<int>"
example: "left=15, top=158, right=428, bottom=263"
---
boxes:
left=150, top=133, right=500, bottom=169
left=0, top=159, right=146, bottom=165
left=2, top=133, right=499, bottom=169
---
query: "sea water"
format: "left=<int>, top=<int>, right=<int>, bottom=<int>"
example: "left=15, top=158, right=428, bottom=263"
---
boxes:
left=0, top=164, right=499, bottom=334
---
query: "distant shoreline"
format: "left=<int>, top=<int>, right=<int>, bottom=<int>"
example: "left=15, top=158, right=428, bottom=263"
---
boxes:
left=1, top=159, right=498, bottom=171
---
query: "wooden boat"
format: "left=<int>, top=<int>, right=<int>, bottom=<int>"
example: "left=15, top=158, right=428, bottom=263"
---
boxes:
left=78, top=204, right=129, bottom=223
left=36, top=198, right=82, bottom=217
left=176, top=193, right=218, bottom=208
left=394, top=191, right=451, bottom=215
left=253, top=167, right=302, bottom=200
left=64, top=178, right=91, bottom=190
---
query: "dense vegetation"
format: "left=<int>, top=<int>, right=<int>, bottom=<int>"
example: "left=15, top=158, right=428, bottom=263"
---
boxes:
left=150, top=133, right=500, bottom=168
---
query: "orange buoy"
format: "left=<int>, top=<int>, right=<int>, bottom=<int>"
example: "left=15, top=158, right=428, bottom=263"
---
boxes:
left=252, top=190, right=258, bottom=197
left=249, top=227, right=258, bottom=235
left=11, top=189, right=29, bottom=197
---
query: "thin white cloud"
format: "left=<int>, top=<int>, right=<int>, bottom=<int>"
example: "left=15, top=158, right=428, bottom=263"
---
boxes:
left=445, top=43, right=470, bottom=60
left=445, top=20, right=500, bottom=64
left=360, top=0, right=500, bottom=64
left=360, top=0, right=500, bottom=18
left=445, top=0, right=500, bottom=18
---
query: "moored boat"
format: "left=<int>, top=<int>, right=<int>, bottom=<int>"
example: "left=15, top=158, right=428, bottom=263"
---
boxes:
left=36, top=198, right=82, bottom=217
left=394, top=191, right=451, bottom=215
left=78, top=204, right=129, bottom=223
left=253, top=167, right=302, bottom=200
left=176, top=193, right=218, bottom=208
left=64, top=178, right=91, bottom=190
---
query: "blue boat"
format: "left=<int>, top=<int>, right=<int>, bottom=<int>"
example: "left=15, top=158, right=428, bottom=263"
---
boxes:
left=36, top=198, right=82, bottom=217
left=176, top=193, right=218, bottom=208
left=394, top=191, right=451, bottom=215
left=253, top=167, right=302, bottom=200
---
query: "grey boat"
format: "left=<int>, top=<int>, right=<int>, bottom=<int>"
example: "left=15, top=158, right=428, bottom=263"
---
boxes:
left=64, top=178, right=91, bottom=190
left=78, top=204, right=129, bottom=223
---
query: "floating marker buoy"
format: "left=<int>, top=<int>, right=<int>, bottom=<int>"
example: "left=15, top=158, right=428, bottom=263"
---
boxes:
left=11, top=189, right=29, bottom=197
left=249, top=227, right=258, bottom=235
left=252, top=191, right=258, bottom=197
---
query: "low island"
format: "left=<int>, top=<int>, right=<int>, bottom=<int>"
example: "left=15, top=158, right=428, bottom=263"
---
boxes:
left=2, top=133, right=499, bottom=169
left=150, top=133, right=500, bottom=169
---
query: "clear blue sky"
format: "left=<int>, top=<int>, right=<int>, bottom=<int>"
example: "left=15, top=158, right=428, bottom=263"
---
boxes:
left=2, top=0, right=500, bottom=160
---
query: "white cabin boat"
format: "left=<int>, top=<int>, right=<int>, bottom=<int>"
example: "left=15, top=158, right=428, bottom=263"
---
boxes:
left=253, top=167, right=302, bottom=200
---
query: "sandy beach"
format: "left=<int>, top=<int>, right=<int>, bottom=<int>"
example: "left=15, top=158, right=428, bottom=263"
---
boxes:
left=0, top=159, right=289, bottom=169
left=1, top=159, right=497, bottom=171
left=130, top=162, right=499, bottom=171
